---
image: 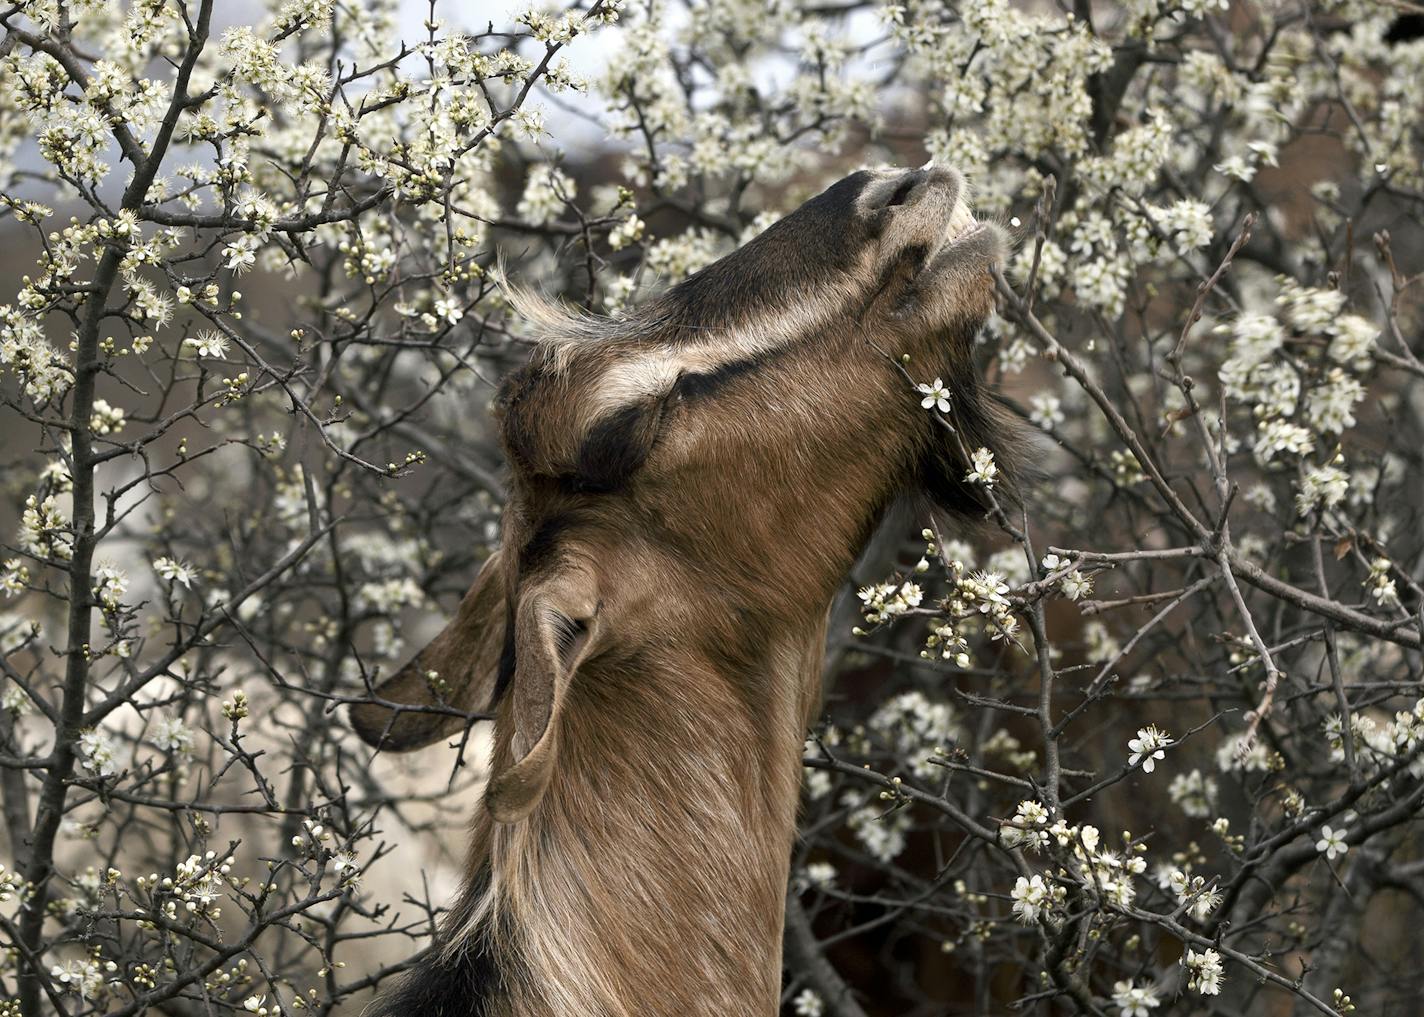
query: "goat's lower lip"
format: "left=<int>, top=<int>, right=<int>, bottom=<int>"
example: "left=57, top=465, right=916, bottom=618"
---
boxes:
left=934, top=219, right=985, bottom=256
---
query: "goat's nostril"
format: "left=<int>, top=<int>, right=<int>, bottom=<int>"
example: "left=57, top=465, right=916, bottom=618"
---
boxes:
left=882, top=174, right=920, bottom=209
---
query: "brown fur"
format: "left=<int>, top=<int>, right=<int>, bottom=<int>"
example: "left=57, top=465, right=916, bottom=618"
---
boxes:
left=349, top=165, right=1022, bottom=1017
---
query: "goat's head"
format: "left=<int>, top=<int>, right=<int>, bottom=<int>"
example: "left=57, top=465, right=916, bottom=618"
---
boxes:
left=351, top=164, right=1021, bottom=823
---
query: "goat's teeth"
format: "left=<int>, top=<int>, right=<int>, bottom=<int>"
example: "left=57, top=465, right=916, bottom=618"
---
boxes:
left=920, top=158, right=935, bottom=171
left=938, top=203, right=980, bottom=249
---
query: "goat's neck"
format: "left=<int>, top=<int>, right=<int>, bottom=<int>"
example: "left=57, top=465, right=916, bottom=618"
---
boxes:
left=463, top=633, right=820, bottom=1017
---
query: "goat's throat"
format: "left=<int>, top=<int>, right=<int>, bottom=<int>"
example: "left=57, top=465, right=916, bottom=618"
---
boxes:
left=458, top=667, right=807, bottom=1017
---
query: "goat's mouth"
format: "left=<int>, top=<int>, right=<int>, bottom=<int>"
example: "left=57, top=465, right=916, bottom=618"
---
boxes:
left=864, top=163, right=1001, bottom=296
left=873, top=164, right=988, bottom=266
left=933, top=200, right=985, bottom=255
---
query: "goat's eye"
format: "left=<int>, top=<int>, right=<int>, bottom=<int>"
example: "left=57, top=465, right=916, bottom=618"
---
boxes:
left=670, top=370, right=716, bottom=402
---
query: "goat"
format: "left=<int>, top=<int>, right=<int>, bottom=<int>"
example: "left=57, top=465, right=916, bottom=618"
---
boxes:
left=350, top=164, right=1023, bottom=1017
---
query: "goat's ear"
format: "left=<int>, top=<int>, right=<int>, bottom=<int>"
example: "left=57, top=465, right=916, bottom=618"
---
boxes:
left=484, top=567, right=599, bottom=823
left=349, top=551, right=507, bottom=750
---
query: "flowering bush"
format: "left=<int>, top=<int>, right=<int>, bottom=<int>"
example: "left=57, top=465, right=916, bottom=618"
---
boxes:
left=1, top=0, right=1422, bottom=1014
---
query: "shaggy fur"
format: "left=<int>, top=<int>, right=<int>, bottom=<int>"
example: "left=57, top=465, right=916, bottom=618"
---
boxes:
left=350, top=165, right=1024, bottom=1017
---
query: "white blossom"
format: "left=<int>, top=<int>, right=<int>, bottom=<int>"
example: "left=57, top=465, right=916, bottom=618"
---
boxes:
left=1112, top=980, right=1161, bottom=1017
left=50, top=956, right=116, bottom=1000
left=1329, top=314, right=1377, bottom=367
left=89, top=399, right=126, bottom=436
left=1183, top=948, right=1224, bottom=996
left=1295, top=463, right=1349, bottom=516
left=1127, top=726, right=1170, bottom=774
left=857, top=580, right=924, bottom=625
left=432, top=296, right=464, bottom=325
left=1001, top=799, right=1051, bottom=851
left=608, top=215, right=646, bottom=251
left=79, top=729, right=122, bottom=778
left=965, top=447, right=998, bottom=487
left=92, top=563, right=128, bottom=611
left=152, top=715, right=194, bottom=754
left=153, top=557, right=197, bottom=588
left=917, top=377, right=951, bottom=413
left=1216, top=732, right=1272, bottom=773
left=1254, top=419, right=1314, bottom=464
left=1060, top=571, right=1092, bottom=601
left=1029, top=392, right=1064, bottom=430
left=1315, top=824, right=1348, bottom=861
left=1167, top=769, right=1218, bottom=819
left=185, top=330, right=230, bottom=360
left=518, top=165, right=575, bottom=225
left=792, top=989, right=824, bottom=1016
left=1011, top=874, right=1061, bottom=924
left=222, top=234, right=260, bottom=272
